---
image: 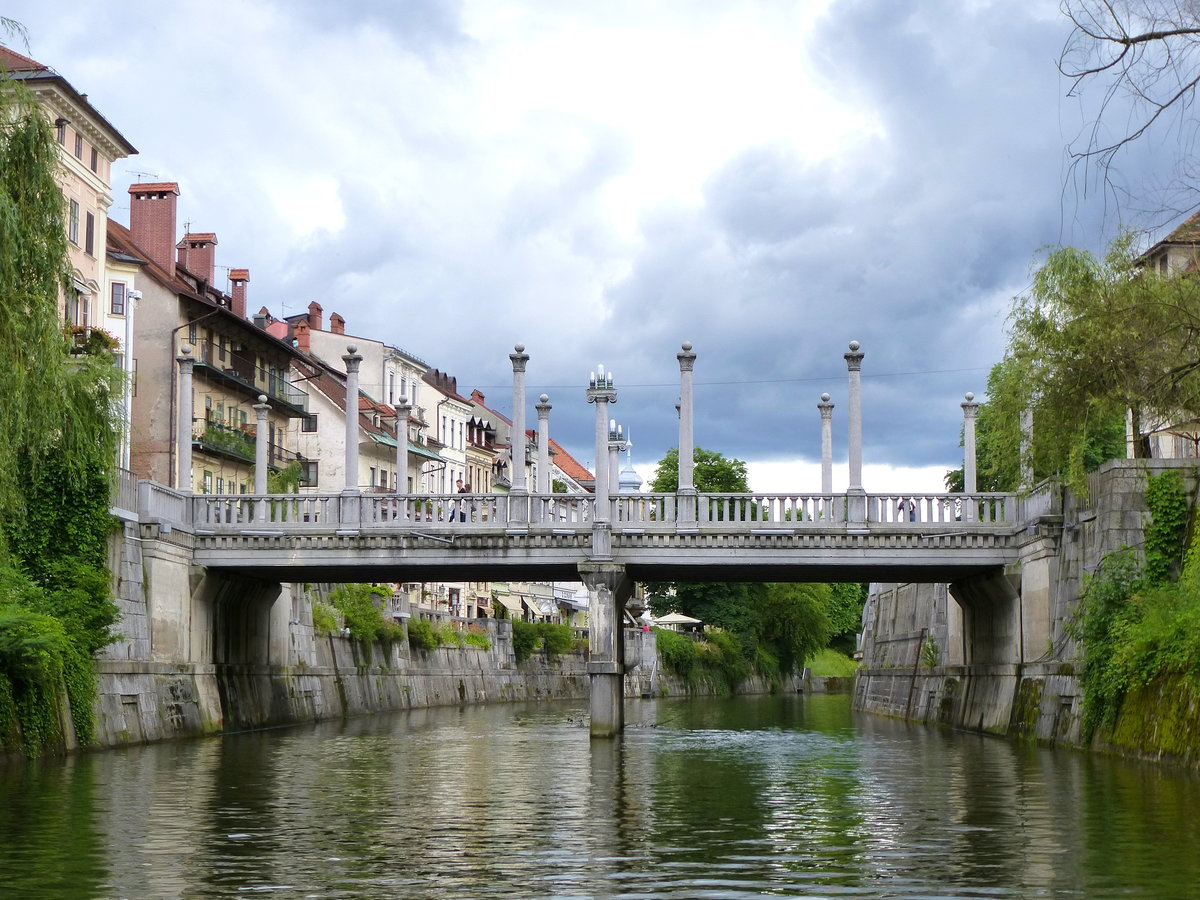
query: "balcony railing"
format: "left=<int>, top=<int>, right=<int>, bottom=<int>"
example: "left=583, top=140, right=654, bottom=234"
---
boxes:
left=192, top=339, right=309, bottom=413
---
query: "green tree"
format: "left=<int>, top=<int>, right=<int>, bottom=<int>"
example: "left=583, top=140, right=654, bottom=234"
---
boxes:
left=645, top=447, right=858, bottom=675
left=650, top=446, right=750, bottom=493
left=0, top=50, right=123, bottom=751
left=946, top=239, right=1191, bottom=493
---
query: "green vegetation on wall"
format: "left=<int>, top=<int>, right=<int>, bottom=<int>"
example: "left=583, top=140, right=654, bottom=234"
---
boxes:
left=0, top=60, right=124, bottom=755
left=1071, top=470, right=1200, bottom=752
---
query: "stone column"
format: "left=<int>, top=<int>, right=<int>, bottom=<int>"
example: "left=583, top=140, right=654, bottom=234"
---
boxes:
left=536, top=393, right=552, bottom=494
left=394, top=397, right=411, bottom=495
left=844, top=341, right=865, bottom=524
left=253, top=394, right=270, bottom=522
left=343, top=345, right=363, bottom=493
left=962, top=392, right=981, bottom=523
left=677, top=341, right=697, bottom=523
left=962, top=392, right=980, bottom=493
left=608, top=421, right=626, bottom=517
left=177, top=347, right=195, bottom=492
left=579, top=562, right=633, bottom=738
left=587, top=368, right=617, bottom=543
left=1019, top=407, right=1033, bottom=491
left=509, top=345, right=530, bottom=524
left=818, top=392, right=834, bottom=495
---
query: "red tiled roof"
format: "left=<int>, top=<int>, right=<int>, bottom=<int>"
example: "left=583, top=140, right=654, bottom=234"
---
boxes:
left=0, top=45, right=46, bottom=72
left=1166, top=212, right=1200, bottom=244
left=549, top=437, right=594, bottom=485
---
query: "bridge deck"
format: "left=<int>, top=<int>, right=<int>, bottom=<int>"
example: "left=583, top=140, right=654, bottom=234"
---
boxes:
left=131, top=484, right=1035, bottom=583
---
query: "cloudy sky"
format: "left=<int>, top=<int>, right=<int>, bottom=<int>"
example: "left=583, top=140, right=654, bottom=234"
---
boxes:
left=4, top=1, right=1172, bottom=492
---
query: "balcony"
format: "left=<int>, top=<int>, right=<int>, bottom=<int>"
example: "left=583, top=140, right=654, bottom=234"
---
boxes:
left=191, top=339, right=309, bottom=416
left=193, top=419, right=308, bottom=476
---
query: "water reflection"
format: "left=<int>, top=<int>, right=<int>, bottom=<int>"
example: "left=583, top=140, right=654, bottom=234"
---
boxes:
left=0, top=695, right=1198, bottom=898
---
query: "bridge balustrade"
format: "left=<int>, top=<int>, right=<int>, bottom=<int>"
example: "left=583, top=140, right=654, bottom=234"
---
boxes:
left=127, top=481, right=1026, bottom=534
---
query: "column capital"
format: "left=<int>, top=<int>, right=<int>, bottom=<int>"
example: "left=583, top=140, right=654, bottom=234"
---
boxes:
left=961, top=391, right=980, bottom=419
left=818, top=392, right=835, bottom=419
left=535, top=393, right=552, bottom=417
left=843, top=340, right=864, bottom=371
left=342, top=344, right=363, bottom=373
left=587, top=387, right=617, bottom=405
left=509, top=343, right=530, bottom=373
left=677, top=340, right=696, bottom=372
left=253, top=393, right=271, bottom=415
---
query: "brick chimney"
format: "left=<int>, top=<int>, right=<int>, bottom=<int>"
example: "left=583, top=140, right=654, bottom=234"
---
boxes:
left=177, top=232, right=217, bottom=284
left=330, top=312, right=345, bottom=335
left=128, top=182, right=180, bottom=277
left=307, top=301, right=323, bottom=332
left=471, top=389, right=486, bottom=404
left=229, top=269, right=249, bottom=319
left=293, top=319, right=310, bottom=353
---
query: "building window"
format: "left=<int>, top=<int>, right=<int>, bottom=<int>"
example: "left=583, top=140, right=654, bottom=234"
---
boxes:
left=300, top=460, right=318, bottom=485
left=216, top=476, right=225, bottom=494
left=202, top=470, right=213, bottom=494
left=74, top=133, right=83, bottom=158
left=54, top=119, right=66, bottom=143
left=111, top=282, right=126, bottom=316
left=68, top=200, right=79, bottom=245
left=188, top=324, right=197, bottom=346
left=302, top=414, right=318, bottom=432
left=84, top=211, right=94, bottom=255
left=89, top=147, right=98, bottom=172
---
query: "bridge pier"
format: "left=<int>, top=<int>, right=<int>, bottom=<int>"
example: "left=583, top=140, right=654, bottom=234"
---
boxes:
left=579, top=561, right=633, bottom=738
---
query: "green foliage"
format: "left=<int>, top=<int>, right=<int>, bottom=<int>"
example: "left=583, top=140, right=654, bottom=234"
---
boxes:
left=436, top=623, right=465, bottom=648
left=943, top=359, right=1126, bottom=493
left=329, top=584, right=394, bottom=642
left=826, top=583, right=867, bottom=653
left=921, top=634, right=940, bottom=668
left=649, top=446, right=750, bottom=493
left=537, top=622, right=574, bottom=657
left=971, top=237, right=1200, bottom=492
left=464, top=627, right=491, bottom=650
left=808, top=648, right=857, bottom=677
left=311, top=602, right=338, bottom=635
left=406, top=618, right=438, bottom=651
left=698, top=629, right=752, bottom=691
left=511, top=620, right=538, bottom=663
left=1143, top=470, right=1189, bottom=586
left=0, top=68, right=124, bottom=754
left=655, top=627, right=697, bottom=677
left=757, top=583, right=832, bottom=675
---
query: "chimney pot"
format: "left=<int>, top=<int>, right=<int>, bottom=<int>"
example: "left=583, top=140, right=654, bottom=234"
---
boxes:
left=229, top=268, right=250, bottom=319
left=307, top=300, right=323, bottom=332
left=330, top=312, right=345, bottom=335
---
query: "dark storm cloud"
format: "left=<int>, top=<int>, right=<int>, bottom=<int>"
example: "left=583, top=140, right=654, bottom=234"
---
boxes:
left=556, top=1, right=1120, bottom=476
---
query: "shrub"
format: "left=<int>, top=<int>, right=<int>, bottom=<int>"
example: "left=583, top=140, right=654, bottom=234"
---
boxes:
left=329, top=584, right=392, bottom=642
left=655, top=627, right=697, bottom=677
left=464, top=627, right=491, bottom=650
left=311, top=602, right=338, bottom=635
left=537, top=622, right=574, bottom=657
left=511, top=620, right=539, bottom=662
left=407, top=618, right=438, bottom=651
left=437, top=624, right=465, bottom=648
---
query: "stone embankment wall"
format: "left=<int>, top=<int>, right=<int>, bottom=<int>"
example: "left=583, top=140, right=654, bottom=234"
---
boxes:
left=86, top=520, right=796, bottom=750
left=854, top=460, right=1199, bottom=762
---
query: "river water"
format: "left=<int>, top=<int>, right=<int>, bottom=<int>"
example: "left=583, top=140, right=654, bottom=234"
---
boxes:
left=2, top=693, right=1199, bottom=899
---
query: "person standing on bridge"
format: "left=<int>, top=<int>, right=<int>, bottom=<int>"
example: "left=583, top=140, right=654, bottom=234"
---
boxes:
left=456, top=479, right=468, bottom=521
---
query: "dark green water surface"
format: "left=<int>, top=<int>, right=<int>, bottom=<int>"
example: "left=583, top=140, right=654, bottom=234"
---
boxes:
left=2, top=693, right=1199, bottom=899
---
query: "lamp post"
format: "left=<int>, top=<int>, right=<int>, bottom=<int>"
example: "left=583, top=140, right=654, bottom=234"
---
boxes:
left=607, top=419, right=627, bottom=508
left=587, top=365, right=617, bottom=533
left=677, top=341, right=697, bottom=523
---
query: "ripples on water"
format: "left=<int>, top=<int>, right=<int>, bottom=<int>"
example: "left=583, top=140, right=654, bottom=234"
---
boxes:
left=1, top=694, right=1199, bottom=899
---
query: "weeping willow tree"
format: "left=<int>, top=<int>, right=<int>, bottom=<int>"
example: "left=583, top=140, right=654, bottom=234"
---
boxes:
left=0, top=44, right=123, bottom=753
